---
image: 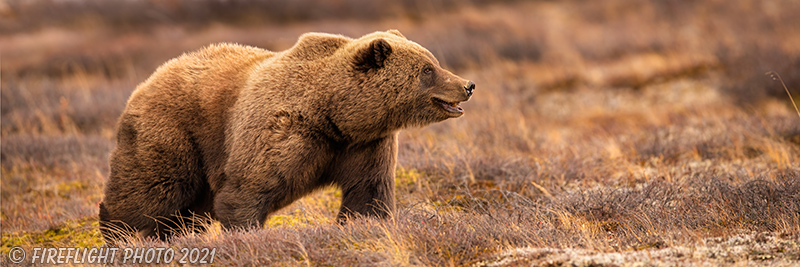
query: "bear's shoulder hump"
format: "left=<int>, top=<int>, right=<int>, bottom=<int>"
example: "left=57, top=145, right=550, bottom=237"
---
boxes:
left=285, top=33, right=351, bottom=60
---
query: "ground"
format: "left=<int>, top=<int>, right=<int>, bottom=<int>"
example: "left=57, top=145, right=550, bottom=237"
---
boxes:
left=1, top=0, right=799, bottom=266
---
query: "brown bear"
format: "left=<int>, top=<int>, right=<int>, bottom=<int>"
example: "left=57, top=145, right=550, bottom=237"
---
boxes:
left=99, top=29, right=475, bottom=242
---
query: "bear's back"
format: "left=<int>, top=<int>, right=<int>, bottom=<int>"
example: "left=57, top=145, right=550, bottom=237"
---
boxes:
left=125, top=43, right=273, bottom=125
left=120, top=43, right=275, bottom=185
left=128, top=43, right=273, bottom=109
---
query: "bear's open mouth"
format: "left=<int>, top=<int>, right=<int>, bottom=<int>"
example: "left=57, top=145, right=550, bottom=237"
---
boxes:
left=432, top=97, right=463, bottom=114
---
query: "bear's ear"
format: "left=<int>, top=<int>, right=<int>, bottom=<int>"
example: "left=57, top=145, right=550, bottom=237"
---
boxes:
left=354, top=38, right=393, bottom=72
left=387, top=29, right=406, bottom=39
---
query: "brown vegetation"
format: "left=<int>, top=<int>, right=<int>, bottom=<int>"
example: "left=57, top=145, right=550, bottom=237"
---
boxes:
left=2, top=0, right=799, bottom=265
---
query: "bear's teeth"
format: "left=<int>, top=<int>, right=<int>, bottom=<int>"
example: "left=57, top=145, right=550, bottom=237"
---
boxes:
left=450, top=102, right=459, bottom=107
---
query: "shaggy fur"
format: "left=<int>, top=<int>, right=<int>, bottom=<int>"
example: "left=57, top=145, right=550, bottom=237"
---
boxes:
left=99, top=30, right=474, bottom=242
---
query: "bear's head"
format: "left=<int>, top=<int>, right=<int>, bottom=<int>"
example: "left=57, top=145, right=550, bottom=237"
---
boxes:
left=344, top=30, right=475, bottom=134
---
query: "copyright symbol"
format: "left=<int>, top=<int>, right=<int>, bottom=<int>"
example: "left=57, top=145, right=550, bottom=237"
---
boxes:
left=8, top=247, right=25, bottom=263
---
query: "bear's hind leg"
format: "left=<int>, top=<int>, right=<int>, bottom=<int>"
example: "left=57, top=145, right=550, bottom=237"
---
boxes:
left=101, top=115, right=207, bottom=243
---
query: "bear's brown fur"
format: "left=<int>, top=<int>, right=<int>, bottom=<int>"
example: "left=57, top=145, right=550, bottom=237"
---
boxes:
left=99, top=30, right=475, bottom=242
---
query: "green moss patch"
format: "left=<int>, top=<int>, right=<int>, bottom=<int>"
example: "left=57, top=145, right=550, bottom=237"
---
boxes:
left=1, top=217, right=104, bottom=255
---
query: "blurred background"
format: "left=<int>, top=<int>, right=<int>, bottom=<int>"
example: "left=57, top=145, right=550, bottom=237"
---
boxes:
left=3, top=0, right=800, bottom=136
left=2, top=0, right=799, bottom=265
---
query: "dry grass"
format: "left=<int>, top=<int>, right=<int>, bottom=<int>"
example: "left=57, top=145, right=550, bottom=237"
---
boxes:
left=2, top=0, right=800, bottom=265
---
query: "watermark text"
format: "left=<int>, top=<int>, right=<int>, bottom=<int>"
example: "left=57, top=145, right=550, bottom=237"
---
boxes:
left=7, top=246, right=216, bottom=264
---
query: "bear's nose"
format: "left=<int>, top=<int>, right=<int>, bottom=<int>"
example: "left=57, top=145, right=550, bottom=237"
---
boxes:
left=464, top=81, right=475, bottom=97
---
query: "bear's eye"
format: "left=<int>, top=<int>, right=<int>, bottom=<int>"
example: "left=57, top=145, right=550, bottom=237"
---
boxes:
left=423, top=67, right=433, bottom=75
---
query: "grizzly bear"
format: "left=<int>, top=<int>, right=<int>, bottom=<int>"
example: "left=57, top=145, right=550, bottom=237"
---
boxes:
left=99, top=30, right=475, bottom=242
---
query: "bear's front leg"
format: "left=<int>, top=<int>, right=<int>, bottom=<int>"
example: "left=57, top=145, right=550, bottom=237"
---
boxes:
left=215, top=133, right=334, bottom=230
left=213, top=185, right=273, bottom=229
left=331, top=135, right=398, bottom=222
